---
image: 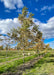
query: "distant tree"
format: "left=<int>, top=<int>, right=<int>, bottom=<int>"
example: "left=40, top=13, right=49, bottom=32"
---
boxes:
left=0, top=45, right=3, bottom=50
left=0, top=35, right=4, bottom=50
left=5, top=45, right=8, bottom=50
left=45, top=44, right=50, bottom=49
left=45, top=44, right=52, bottom=50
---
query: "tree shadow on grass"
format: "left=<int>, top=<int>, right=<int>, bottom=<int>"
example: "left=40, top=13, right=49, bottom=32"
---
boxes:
left=46, top=59, right=54, bottom=63
left=49, top=54, right=54, bottom=57
left=32, top=54, right=54, bottom=69
left=40, top=72, right=48, bottom=75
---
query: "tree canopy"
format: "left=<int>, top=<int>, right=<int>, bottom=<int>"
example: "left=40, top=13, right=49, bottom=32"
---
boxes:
left=7, top=7, right=47, bottom=51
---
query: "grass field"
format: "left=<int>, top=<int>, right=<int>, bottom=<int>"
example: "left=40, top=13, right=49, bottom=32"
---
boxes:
left=0, top=50, right=36, bottom=63
left=0, top=50, right=38, bottom=74
left=0, top=50, right=22, bottom=63
left=23, top=50, right=54, bottom=75
left=0, top=50, right=52, bottom=74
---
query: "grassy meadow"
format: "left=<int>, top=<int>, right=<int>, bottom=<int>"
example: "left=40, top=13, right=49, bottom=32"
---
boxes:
left=0, top=50, right=36, bottom=63
left=0, top=50, right=38, bottom=74
left=23, top=50, right=54, bottom=75
left=0, top=50, right=53, bottom=75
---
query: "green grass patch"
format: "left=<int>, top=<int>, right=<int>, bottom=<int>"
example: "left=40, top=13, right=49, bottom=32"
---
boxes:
left=0, top=54, right=38, bottom=74
left=23, top=51, right=54, bottom=75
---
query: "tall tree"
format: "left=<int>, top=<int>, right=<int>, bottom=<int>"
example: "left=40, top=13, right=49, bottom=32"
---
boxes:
left=7, top=7, right=43, bottom=53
